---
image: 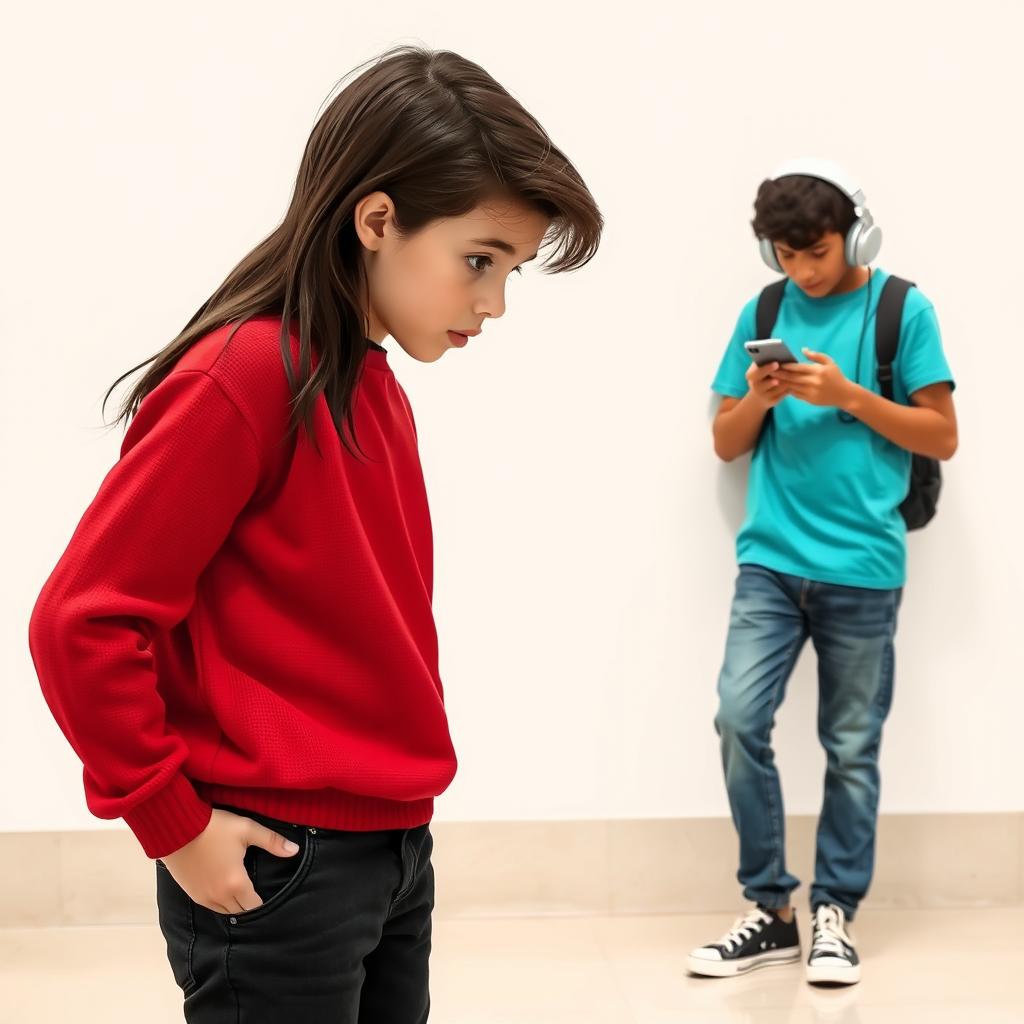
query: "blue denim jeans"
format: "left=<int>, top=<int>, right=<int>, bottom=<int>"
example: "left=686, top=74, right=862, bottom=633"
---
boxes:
left=714, top=564, right=903, bottom=920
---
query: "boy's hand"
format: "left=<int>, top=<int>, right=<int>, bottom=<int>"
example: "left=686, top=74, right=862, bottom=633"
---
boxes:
left=745, top=360, right=791, bottom=410
left=774, top=349, right=855, bottom=409
left=158, top=808, right=301, bottom=915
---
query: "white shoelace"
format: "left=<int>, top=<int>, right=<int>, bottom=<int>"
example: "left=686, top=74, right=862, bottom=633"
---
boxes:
left=715, top=907, right=773, bottom=952
left=812, top=904, right=853, bottom=958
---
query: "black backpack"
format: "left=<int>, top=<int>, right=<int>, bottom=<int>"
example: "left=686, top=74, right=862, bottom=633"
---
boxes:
left=754, top=275, right=941, bottom=530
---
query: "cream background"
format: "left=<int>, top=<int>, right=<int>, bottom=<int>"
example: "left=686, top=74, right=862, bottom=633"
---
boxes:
left=3, top=0, right=1020, bottom=834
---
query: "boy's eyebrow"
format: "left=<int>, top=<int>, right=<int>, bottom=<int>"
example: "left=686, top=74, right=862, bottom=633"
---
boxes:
left=469, top=237, right=539, bottom=261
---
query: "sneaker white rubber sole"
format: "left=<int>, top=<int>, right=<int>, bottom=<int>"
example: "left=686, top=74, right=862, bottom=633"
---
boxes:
left=687, top=946, right=801, bottom=977
left=806, top=957, right=861, bottom=985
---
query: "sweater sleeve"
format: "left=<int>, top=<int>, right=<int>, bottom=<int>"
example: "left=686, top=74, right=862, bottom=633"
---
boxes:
left=27, top=368, right=264, bottom=859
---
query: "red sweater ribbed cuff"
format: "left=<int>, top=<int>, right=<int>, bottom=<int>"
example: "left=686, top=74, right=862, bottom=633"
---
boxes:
left=122, top=771, right=213, bottom=859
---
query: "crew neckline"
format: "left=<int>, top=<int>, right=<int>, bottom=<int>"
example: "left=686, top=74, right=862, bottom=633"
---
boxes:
left=364, top=339, right=389, bottom=370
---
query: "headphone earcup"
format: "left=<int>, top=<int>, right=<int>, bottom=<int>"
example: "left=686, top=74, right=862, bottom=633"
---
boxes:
left=759, top=237, right=783, bottom=274
left=845, top=219, right=883, bottom=266
left=856, top=223, right=882, bottom=266
left=844, top=221, right=863, bottom=267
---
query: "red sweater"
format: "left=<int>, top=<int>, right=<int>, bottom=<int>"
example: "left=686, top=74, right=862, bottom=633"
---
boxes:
left=28, top=318, right=457, bottom=859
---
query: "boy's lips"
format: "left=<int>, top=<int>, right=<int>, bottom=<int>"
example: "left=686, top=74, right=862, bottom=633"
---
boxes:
left=447, top=328, right=481, bottom=347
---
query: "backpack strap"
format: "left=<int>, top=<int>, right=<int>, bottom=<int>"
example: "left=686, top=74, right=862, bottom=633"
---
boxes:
left=755, top=278, right=787, bottom=340
left=875, top=275, right=916, bottom=401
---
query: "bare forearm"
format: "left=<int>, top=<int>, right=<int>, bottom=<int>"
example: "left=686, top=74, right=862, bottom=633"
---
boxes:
left=713, top=392, right=771, bottom=462
left=841, top=385, right=958, bottom=460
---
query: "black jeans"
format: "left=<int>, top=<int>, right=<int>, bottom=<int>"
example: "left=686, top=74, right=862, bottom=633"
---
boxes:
left=155, top=802, right=434, bottom=1023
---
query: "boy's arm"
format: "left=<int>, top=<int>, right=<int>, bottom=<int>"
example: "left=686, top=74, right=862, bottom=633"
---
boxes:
left=842, top=380, right=958, bottom=460
left=774, top=350, right=958, bottom=461
left=712, top=361, right=790, bottom=462
left=713, top=394, right=765, bottom=462
left=27, top=369, right=264, bottom=859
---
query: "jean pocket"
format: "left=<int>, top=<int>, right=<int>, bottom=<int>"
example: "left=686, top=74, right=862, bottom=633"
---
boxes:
left=212, top=824, right=319, bottom=925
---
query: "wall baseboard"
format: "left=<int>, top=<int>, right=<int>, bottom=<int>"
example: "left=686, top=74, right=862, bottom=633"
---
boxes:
left=2, top=813, right=1020, bottom=928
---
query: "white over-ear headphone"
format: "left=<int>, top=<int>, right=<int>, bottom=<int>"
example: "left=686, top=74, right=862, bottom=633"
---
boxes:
left=758, top=158, right=883, bottom=273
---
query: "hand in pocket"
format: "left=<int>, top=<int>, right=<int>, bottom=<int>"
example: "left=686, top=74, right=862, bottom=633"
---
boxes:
left=158, top=808, right=301, bottom=915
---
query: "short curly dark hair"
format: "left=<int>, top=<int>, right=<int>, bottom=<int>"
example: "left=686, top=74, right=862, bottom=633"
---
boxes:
left=751, top=175, right=857, bottom=250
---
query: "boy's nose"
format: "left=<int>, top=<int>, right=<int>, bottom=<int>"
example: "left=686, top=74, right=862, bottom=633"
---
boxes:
left=475, top=288, right=506, bottom=320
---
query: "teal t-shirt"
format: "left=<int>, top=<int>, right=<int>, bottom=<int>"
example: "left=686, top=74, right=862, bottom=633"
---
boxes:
left=712, top=267, right=955, bottom=590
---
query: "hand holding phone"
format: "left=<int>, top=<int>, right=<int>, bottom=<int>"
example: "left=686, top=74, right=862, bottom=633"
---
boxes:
left=744, top=338, right=799, bottom=366
left=743, top=339, right=797, bottom=410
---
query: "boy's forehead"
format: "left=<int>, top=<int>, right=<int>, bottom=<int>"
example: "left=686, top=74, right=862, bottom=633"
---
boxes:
left=776, top=230, right=840, bottom=250
left=450, top=202, right=549, bottom=248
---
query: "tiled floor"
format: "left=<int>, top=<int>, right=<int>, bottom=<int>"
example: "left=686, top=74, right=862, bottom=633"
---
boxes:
left=2, top=907, right=1022, bottom=1022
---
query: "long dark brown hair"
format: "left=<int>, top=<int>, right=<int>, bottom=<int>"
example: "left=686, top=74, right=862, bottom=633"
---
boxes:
left=103, top=46, right=603, bottom=454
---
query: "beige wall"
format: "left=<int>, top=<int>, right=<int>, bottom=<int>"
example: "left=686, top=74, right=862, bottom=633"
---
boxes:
left=3, top=814, right=1022, bottom=927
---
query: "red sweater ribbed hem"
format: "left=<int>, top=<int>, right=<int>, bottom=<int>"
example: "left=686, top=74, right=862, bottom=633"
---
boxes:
left=194, top=782, right=434, bottom=832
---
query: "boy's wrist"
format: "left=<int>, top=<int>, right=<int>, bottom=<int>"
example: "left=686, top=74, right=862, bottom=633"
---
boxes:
left=743, top=389, right=773, bottom=414
left=840, top=381, right=867, bottom=416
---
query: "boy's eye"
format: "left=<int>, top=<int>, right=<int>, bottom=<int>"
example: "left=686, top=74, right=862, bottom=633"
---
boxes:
left=779, top=250, right=826, bottom=260
left=465, top=254, right=524, bottom=275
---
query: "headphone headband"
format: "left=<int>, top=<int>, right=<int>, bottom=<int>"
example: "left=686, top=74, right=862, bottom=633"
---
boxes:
left=759, top=158, right=881, bottom=272
left=768, top=158, right=866, bottom=208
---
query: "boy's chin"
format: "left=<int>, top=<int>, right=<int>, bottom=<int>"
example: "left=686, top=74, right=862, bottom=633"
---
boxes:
left=800, top=281, right=831, bottom=296
left=408, top=348, right=448, bottom=364
left=390, top=337, right=447, bottom=364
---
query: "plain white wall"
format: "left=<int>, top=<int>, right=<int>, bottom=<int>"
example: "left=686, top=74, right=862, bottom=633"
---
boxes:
left=3, top=0, right=1021, bottom=833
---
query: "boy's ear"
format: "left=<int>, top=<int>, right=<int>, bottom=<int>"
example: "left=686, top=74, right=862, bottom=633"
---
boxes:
left=354, top=191, right=395, bottom=251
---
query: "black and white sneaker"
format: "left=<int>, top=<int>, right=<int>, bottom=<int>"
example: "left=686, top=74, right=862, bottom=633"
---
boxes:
left=687, top=905, right=801, bottom=977
left=806, top=904, right=861, bottom=985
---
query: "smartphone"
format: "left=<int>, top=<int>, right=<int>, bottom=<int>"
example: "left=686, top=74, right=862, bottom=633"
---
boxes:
left=744, top=338, right=799, bottom=367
